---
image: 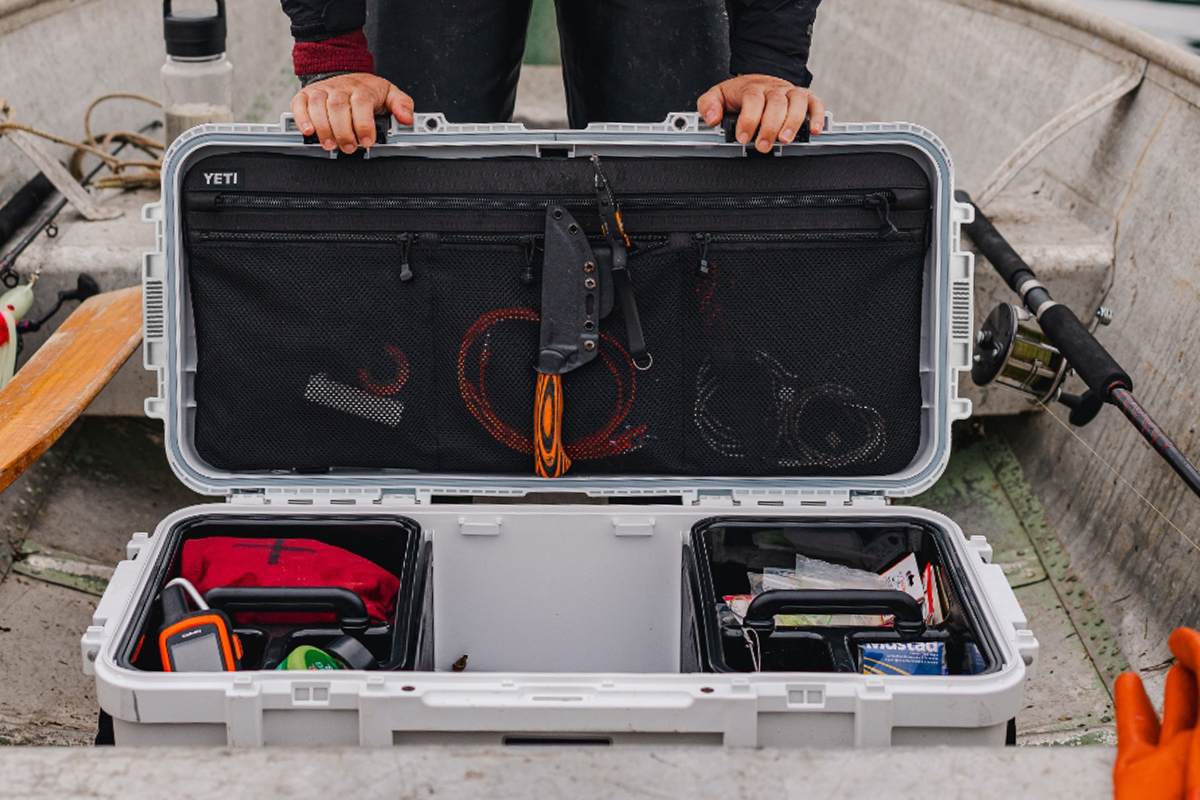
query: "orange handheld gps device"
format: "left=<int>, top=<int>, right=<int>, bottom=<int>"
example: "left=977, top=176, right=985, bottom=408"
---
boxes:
left=158, top=578, right=241, bottom=672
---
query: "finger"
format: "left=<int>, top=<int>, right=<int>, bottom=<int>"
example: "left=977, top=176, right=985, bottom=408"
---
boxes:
left=384, top=85, right=415, bottom=125
left=696, top=85, right=726, bottom=127
left=1162, top=663, right=1199, bottom=741
left=809, top=93, right=826, bottom=135
left=1171, top=628, right=1200, bottom=673
left=1115, top=671, right=1161, bottom=758
left=755, top=89, right=789, bottom=151
left=350, top=90, right=376, bottom=148
left=1188, top=720, right=1200, bottom=798
left=290, top=92, right=315, bottom=136
left=326, top=90, right=357, bottom=152
left=779, top=89, right=808, bottom=144
left=735, top=89, right=765, bottom=146
left=305, top=90, right=336, bottom=151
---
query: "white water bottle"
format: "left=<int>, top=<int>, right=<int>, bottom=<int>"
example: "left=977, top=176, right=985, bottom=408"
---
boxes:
left=162, top=0, right=233, bottom=146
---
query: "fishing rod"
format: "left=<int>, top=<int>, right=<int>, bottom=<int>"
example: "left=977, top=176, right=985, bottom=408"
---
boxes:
left=956, top=189, right=1200, bottom=501
left=0, top=173, right=55, bottom=257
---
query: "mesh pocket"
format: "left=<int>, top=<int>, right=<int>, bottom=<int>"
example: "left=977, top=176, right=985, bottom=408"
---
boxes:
left=427, top=242, right=540, bottom=472
left=684, top=239, right=925, bottom=476
left=188, top=238, right=438, bottom=471
left=186, top=231, right=926, bottom=478
left=427, top=240, right=686, bottom=474
left=560, top=244, right=686, bottom=474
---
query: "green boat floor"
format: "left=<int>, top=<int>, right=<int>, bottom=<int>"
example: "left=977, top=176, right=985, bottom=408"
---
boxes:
left=899, top=422, right=1119, bottom=745
left=0, top=417, right=1121, bottom=745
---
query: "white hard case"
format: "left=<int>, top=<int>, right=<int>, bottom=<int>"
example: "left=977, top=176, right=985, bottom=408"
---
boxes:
left=83, top=112, right=1039, bottom=747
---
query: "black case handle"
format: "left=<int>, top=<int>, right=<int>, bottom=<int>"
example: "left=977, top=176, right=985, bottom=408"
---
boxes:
left=743, top=589, right=925, bottom=637
left=721, top=114, right=811, bottom=145
left=203, top=587, right=370, bottom=633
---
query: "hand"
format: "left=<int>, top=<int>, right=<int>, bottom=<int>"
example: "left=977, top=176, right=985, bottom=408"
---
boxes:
left=1114, top=628, right=1200, bottom=800
left=290, top=73, right=414, bottom=153
left=697, top=75, right=825, bottom=153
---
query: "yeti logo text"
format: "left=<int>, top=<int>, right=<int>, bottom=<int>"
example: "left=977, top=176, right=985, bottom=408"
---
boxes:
left=203, top=172, right=241, bottom=186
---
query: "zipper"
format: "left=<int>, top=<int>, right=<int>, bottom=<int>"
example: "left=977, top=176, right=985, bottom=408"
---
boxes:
left=212, top=190, right=904, bottom=214
left=435, top=233, right=542, bottom=284
left=698, top=233, right=714, bottom=276
left=195, top=230, right=415, bottom=282
left=691, top=228, right=921, bottom=275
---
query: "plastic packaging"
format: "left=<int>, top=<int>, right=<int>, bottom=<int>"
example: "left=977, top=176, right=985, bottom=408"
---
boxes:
left=790, top=555, right=893, bottom=592
left=735, top=557, right=893, bottom=627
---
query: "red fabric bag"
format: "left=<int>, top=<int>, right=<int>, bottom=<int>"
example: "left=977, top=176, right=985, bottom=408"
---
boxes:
left=180, top=538, right=401, bottom=625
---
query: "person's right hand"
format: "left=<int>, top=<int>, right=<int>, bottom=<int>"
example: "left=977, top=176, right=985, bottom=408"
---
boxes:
left=1114, top=628, right=1200, bottom=800
left=290, top=73, right=414, bottom=153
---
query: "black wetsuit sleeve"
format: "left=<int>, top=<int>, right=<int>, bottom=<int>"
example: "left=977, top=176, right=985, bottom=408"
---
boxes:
left=280, top=0, right=367, bottom=42
left=726, top=0, right=822, bottom=87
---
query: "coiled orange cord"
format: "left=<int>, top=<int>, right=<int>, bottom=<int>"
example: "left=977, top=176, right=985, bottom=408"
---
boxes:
left=358, top=345, right=410, bottom=397
left=457, top=308, right=645, bottom=461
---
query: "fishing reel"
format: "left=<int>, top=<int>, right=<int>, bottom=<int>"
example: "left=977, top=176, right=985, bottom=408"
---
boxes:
left=971, top=302, right=1111, bottom=427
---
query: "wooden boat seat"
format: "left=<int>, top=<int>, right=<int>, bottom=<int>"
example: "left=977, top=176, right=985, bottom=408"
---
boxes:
left=0, top=286, right=142, bottom=492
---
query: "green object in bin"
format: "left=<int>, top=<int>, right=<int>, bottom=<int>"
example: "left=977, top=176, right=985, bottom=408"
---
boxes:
left=276, top=645, right=342, bottom=671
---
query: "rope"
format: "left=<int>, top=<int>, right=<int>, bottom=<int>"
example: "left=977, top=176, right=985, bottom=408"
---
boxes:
left=456, top=307, right=646, bottom=461
left=0, top=93, right=164, bottom=192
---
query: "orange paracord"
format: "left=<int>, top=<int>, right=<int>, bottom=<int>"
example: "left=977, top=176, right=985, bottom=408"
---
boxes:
left=358, top=345, right=410, bottom=397
left=457, top=307, right=646, bottom=460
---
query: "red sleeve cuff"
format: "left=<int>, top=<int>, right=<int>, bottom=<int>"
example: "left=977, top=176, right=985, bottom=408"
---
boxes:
left=292, top=30, right=374, bottom=76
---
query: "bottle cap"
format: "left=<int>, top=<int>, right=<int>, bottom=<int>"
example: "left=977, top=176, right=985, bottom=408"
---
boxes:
left=325, top=635, right=378, bottom=670
left=164, top=0, right=226, bottom=58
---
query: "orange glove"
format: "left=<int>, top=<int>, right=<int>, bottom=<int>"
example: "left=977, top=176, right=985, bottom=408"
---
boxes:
left=1115, top=628, right=1200, bottom=800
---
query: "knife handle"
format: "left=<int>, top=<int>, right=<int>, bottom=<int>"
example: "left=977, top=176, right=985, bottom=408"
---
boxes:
left=534, top=373, right=571, bottom=478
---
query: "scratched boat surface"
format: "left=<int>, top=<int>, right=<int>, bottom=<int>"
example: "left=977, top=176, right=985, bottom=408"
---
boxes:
left=812, top=0, right=1200, bottom=680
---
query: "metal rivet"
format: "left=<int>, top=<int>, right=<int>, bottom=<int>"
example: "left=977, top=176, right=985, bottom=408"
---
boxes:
left=552, top=209, right=563, bottom=220
left=568, top=223, right=579, bottom=234
left=584, top=320, right=594, bottom=331
left=584, top=340, right=596, bottom=351
left=583, top=261, right=596, bottom=273
left=584, top=278, right=596, bottom=289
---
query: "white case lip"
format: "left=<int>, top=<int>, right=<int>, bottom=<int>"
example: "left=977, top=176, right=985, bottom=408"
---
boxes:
left=141, top=112, right=975, bottom=502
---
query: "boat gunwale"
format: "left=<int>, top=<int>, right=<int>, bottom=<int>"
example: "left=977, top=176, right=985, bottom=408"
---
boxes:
left=946, top=0, right=1200, bottom=86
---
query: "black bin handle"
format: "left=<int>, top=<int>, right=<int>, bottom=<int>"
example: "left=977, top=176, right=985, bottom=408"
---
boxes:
left=743, top=589, right=925, bottom=638
left=203, top=587, right=370, bottom=633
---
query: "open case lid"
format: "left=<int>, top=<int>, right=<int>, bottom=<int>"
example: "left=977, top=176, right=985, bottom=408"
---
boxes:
left=142, top=112, right=974, bottom=505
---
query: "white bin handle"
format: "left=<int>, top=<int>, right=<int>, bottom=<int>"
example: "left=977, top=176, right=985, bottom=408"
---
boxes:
left=81, top=559, right=143, bottom=676
left=976, top=562, right=1039, bottom=680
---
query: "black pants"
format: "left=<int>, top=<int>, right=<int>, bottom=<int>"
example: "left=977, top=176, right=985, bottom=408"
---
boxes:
left=367, top=0, right=730, bottom=127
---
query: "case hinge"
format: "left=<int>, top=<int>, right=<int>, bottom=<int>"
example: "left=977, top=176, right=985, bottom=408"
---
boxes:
left=228, top=488, right=427, bottom=506
left=693, top=490, right=738, bottom=507
left=732, top=489, right=862, bottom=508
left=378, top=489, right=426, bottom=505
left=848, top=492, right=888, bottom=508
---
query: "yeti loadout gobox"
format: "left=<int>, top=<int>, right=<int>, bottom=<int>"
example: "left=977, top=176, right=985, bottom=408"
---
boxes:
left=82, top=112, right=1038, bottom=747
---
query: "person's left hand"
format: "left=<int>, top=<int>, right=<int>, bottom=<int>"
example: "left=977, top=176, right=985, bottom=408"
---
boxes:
left=697, top=75, right=825, bottom=153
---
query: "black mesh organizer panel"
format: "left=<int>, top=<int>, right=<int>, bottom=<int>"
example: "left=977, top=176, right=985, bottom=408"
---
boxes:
left=182, top=151, right=931, bottom=476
